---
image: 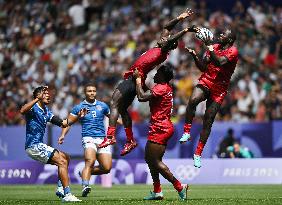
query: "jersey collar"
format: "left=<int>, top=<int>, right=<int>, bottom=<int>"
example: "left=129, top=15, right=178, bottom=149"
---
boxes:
left=83, top=99, right=97, bottom=105
left=36, top=103, right=45, bottom=111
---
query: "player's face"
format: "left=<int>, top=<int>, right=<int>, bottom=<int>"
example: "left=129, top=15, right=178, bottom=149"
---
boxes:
left=85, top=86, right=96, bottom=101
left=42, top=90, right=50, bottom=104
left=218, top=29, right=232, bottom=44
left=234, top=143, right=240, bottom=153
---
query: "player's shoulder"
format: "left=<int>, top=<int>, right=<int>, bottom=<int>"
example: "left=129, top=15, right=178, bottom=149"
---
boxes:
left=229, top=45, right=238, bottom=54
left=96, top=100, right=109, bottom=109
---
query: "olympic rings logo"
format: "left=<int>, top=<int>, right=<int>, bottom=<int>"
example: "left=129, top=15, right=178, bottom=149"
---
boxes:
left=175, top=164, right=200, bottom=180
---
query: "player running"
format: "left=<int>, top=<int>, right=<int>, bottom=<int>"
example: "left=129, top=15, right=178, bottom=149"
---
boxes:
left=99, top=9, right=195, bottom=156
left=58, top=83, right=120, bottom=197
left=20, top=86, right=86, bottom=202
left=179, top=27, right=238, bottom=168
left=134, top=65, right=189, bottom=201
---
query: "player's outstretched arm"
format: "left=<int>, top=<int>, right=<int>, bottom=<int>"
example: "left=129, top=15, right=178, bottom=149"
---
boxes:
left=57, top=108, right=88, bottom=144
left=185, top=47, right=208, bottom=72
left=160, top=26, right=197, bottom=52
left=163, top=8, right=193, bottom=31
left=134, top=69, right=153, bottom=102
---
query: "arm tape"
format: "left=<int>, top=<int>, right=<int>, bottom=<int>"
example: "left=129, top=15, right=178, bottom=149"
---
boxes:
left=51, top=116, right=63, bottom=127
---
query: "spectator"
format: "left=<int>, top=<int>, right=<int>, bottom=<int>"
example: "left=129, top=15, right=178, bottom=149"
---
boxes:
left=217, top=128, right=236, bottom=158
left=227, top=141, right=253, bottom=158
left=0, top=0, right=281, bottom=126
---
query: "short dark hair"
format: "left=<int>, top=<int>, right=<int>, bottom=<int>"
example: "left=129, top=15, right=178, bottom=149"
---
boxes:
left=33, top=86, right=46, bottom=99
left=84, top=82, right=96, bottom=92
left=159, top=63, right=174, bottom=83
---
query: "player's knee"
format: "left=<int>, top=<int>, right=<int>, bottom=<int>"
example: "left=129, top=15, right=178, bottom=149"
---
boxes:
left=58, top=156, right=68, bottom=167
left=84, top=158, right=95, bottom=167
left=63, top=152, right=70, bottom=162
left=103, top=166, right=112, bottom=174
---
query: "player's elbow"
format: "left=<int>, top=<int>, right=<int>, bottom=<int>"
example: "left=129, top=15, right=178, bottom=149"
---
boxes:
left=19, top=107, right=26, bottom=115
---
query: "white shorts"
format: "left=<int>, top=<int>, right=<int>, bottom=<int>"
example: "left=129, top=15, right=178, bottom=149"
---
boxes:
left=82, top=137, right=112, bottom=154
left=25, top=143, right=56, bottom=164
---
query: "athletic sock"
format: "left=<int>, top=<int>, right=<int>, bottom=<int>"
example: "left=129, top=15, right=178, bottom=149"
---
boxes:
left=195, top=140, right=205, bottom=156
left=153, top=181, right=162, bottom=193
left=107, top=126, right=116, bottom=138
left=124, top=127, right=134, bottom=142
left=172, top=178, right=183, bottom=192
left=183, top=123, right=192, bottom=133
left=57, top=180, right=63, bottom=187
left=64, top=186, right=71, bottom=195
left=82, top=179, right=89, bottom=187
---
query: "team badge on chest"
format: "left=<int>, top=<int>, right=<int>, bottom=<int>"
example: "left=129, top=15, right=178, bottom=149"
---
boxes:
left=96, top=105, right=102, bottom=111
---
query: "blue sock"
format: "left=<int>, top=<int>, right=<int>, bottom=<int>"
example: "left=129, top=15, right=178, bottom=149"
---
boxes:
left=64, top=186, right=71, bottom=195
left=57, top=180, right=62, bottom=187
left=82, top=180, right=89, bottom=187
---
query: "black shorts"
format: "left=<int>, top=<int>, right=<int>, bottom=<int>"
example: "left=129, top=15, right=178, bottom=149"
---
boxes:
left=116, top=76, right=136, bottom=109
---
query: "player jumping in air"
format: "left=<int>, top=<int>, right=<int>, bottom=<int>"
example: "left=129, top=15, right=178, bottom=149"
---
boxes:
left=134, top=65, right=189, bottom=201
left=179, top=28, right=238, bottom=168
left=20, top=86, right=87, bottom=202
left=99, top=9, right=195, bottom=156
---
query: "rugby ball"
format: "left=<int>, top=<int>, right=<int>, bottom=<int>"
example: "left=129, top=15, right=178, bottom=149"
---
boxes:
left=195, top=27, right=214, bottom=42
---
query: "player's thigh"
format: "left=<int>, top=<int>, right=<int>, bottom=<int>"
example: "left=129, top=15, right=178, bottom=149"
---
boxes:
left=190, top=84, right=209, bottom=104
left=145, top=141, right=166, bottom=162
left=116, top=78, right=136, bottom=109
left=96, top=153, right=112, bottom=171
left=82, top=137, right=98, bottom=165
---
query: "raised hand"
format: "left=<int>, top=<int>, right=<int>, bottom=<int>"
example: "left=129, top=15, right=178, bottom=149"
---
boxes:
left=58, top=135, right=65, bottom=144
left=78, top=107, right=89, bottom=118
left=178, top=8, right=193, bottom=20
left=202, top=30, right=213, bottom=45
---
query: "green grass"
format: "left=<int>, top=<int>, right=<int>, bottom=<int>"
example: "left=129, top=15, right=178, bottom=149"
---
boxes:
left=0, top=184, right=282, bottom=205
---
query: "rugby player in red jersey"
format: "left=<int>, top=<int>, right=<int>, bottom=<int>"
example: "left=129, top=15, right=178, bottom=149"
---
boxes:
left=179, top=28, right=238, bottom=168
left=134, top=65, right=188, bottom=201
left=99, top=9, right=195, bottom=156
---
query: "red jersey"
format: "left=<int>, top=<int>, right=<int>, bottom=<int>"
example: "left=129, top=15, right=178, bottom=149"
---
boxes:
left=199, top=43, right=238, bottom=89
left=124, top=47, right=169, bottom=85
left=149, top=83, right=173, bottom=129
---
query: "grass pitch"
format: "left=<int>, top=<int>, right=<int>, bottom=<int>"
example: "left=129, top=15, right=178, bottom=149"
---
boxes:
left=0, top=184, right=281, bottom=205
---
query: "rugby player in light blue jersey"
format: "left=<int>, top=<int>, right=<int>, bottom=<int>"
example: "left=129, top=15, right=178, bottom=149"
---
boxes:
left=58, top=83, right=121, bottom=197
left=20, top=86, right=86, bottom=202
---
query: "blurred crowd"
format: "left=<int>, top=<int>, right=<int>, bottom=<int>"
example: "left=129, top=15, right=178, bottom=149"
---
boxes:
left=0, top=0, right=281, bottom=126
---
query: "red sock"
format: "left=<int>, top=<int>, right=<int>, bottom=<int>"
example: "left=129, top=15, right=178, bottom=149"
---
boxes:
left=195, top=140, right=205, bottom=156
left=184, top=123, right=192, bottom=133
left=124, top=127, right=134, bottom=141
left=153, top=181, right=162, bottom=193
left=107, top=126, right=116, bottom=137
left=173, top=179, right=183, bottom=192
